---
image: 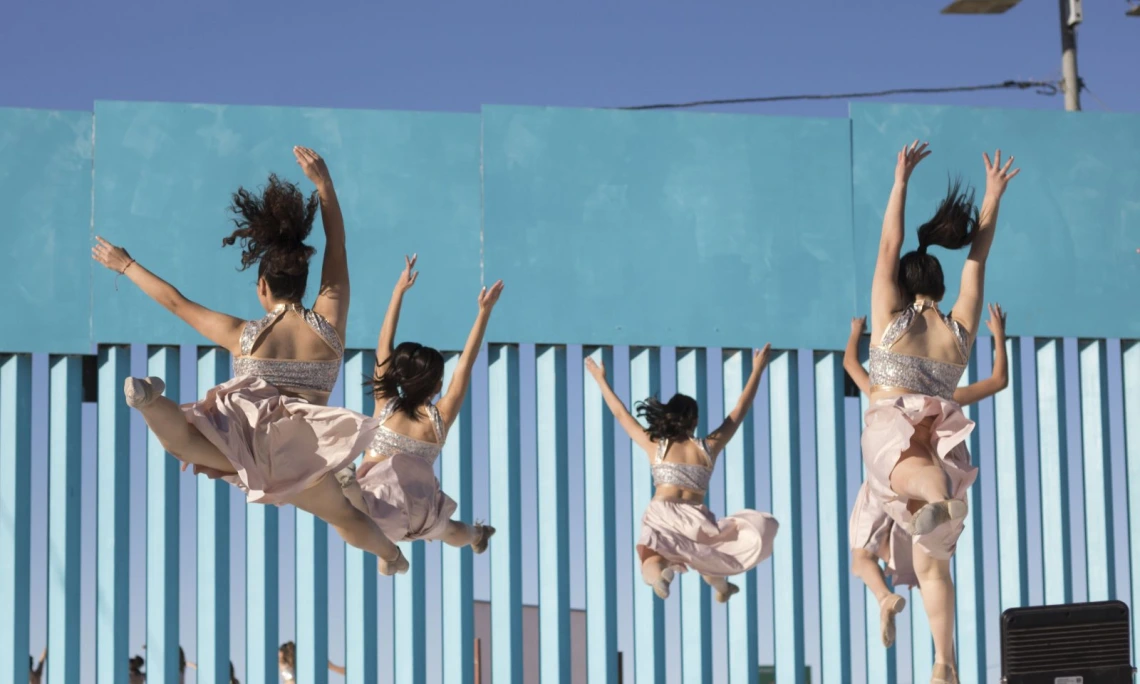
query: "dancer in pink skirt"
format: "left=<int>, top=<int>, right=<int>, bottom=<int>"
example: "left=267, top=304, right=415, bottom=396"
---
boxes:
left=844, top=305, right=1007, bottom=648
left=584, top=346, right=779, bottom=603
left=91, top=147, right=403, bottom=572
left=863, top=141, right=1018, bottom=683
left=345, top=255, right=502, bottom=574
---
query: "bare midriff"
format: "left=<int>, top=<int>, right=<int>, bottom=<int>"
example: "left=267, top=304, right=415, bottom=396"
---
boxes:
left=653, top=485, right=706, bottom=504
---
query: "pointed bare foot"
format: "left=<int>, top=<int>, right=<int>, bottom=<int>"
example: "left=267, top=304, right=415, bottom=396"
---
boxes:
left=124, top=376, right=165, bottom=409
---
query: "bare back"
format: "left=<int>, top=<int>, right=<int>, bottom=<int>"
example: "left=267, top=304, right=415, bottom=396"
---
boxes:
left=650, top=438, right=713, bottom=504
left=235, top=304, right=344, bottom=405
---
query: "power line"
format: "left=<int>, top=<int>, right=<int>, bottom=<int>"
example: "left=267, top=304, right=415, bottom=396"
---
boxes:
left=619, top=79, right=1059, bottom=111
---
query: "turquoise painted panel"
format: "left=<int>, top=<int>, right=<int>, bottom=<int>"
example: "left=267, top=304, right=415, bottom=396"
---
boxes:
left=92, top=101, right=480, bottom=349
left=48, top=356, right=83, bottom=684
left=994, top=339, right=1029, bottom=612
left=440, top=353, right=474, bottom=684
left=1036, top=339, right=1072, bottom=605
left=1122, top=342, right=1140, bottom=662
left=196, top=349, right=231, bottom=684
left=146, top=347, right=181, bottom=684
left=584, top=346, right=619, bottom=684
left=295, top=513, right=329, bottom=684
left=0, top=355, right=32, bottom=684
left=954, top=354, right=987, bottom=684
left=394, top=539, right=427, bottom=684
left=0, top=109, right=92, bottom=354
left=1079, top=340, right=1115, bottom=602
left=726, top=350, right=760, bottom=684
left=488, top=344, right=523, bottom=684
left=850, top=103, right=1140, bottom=340
left=481, top=105, right=856, bottom=350
left=96, top=347, right=131, bottom=684
left=246, top=504, right=279, bottom=684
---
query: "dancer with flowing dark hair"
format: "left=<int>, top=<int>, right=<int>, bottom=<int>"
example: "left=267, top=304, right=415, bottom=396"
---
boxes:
left=91, top=147, right=402, bottom=571
left=584, top=346, right=779, bottom=602
left=860, top=141, right=1018, bottom=683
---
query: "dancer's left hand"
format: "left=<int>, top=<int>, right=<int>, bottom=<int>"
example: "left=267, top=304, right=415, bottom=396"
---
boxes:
left=584, top=356, right=605, bottom=380
left=985, top=303, right=1006, bottom=340
left=294, top=146, right=332, bottom=188
left=753, top=343, right=772, bottom=370
left=91, top=236, right=133, bottom=273
left=478, top=280, right=504, bottom=312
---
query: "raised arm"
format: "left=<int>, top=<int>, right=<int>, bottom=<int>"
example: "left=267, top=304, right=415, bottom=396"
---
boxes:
left=436, top=280, right=505, bottom=429
left=843, top=316, right=871, bottom=396
left=296, top=147, right=351, bottom=338
left=374, top=254, right=419, bottom=371
left=951, top=150, right=1019, bottom=335
left=328, top=661, right=347, bottom=675
left=952, top=303, right=1009, bottom=406
left=92, top=237, right=245, bottom=353
left=584, top=357, right=656, bottom=454
left=706, top=344, right=771, bottom=457
left=872, top=141, right=930, bottom=333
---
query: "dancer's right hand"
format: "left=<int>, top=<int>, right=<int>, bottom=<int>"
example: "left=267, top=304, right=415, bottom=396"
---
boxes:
left=91, top=236, right=133, bottom=273
left=894, top=140, right=930, bottom=184
left=584, top=356, right=605, bottom=380
left=478, top=280, right=504, bottom=312
left=850, top=316, right=866, bottom=336
left=983, top=149, right=1019, bottom=198
left=394, top=254, right=418, bottom=294
left=985, top=303, right=1007, bottom=340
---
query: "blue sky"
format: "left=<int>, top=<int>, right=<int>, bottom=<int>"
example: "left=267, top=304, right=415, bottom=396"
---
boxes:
left=5, top=1, right=1138, bottom=683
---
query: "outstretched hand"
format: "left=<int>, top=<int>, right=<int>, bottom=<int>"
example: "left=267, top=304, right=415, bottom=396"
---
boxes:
left=753, top=343, right=772, bottom=370
left=895, top=140, right=931, bottom=184
left=850, top=316, right=867, bottom=337
left=478, top=280, right=504, bottom=312
left=584, top=356, right=606, bottom=381
left=985, top=303, right=1007, bottom=339
left=395, top=254, right=419, bottom=294
left=91, top=236, right=134, bottom=273
left=983, top=149, right=1019, bottom=198
left=293, top=146, right=332, bottom=189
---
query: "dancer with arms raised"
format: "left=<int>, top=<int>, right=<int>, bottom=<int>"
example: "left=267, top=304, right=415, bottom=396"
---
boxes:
left=91, top=147, right=403, bottom=572
left=862, top=141, right=1018, bottom=683
left=585, top=346, right=779, bottom=603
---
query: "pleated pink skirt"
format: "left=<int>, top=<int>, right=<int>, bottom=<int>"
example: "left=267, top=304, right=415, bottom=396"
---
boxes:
left=356, top=455, right=457, bottom=542
left=858, top=394, right=978, bottom=576
left=636, top=500, right=779, bottom=578
left=180, top=376, right=379, bottom=505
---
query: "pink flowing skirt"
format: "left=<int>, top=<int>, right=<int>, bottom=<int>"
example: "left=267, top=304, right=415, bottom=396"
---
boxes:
left=857, top=394, right=978, bottom=581
left=637, top=500, right=779, bottom=578
left=356, top=455, right=457, bottom=542
left=181, top=376, right=379, bottom=505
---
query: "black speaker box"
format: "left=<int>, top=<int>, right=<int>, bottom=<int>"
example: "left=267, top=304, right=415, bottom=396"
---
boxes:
left=1001, top=600, right=1134, bottom=683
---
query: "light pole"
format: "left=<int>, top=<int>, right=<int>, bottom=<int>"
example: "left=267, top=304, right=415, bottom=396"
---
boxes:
left=941, top=0, right=1085, bottom=111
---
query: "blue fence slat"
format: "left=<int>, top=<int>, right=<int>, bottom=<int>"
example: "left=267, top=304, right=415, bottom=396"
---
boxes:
left=1078, top=339, right=1115, bottom=601
left=197, top=348, right=231, bottom=684
left=628, top=347, right=665, bottom=684
left=725, top=350, right=759, bottom=683
left=489, top=344, right=523, bottom=684
left=395, top=538, right=427, bottom=684
left=910, top=590, right=932, bottom=683
left=584, top=346, right=619, bottom=684
left=441, top=351, right=475, bottom=684
left=994, top=338, right=1028, bottom=612
left=343, top=350, right=379, bottom=684
left=812, top=351, right=849, bottom=684
left=96, top=347, right=130, bottom=684
left=769, top=349, right=805, bottom=684
left=536, top=345, right=571, bottom=683
left=954, top=353, right=986, bottom=684
left=48, top=356, right=83, bottom=684
left=0, top=354, right=32, bottom=684
left=296, top=511, right=329, bottom=684
left=675, top=348, right=712, bottom=684
left=1122, top=342, right=1140, bottom=661
left=246, top=503, right=278, bottom=684
left=1036, top=339, right=1073, bottom=605
left=145, top=347, right=181, bottom=683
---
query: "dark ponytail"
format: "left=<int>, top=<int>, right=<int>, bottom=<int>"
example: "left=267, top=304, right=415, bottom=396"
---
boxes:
left=897, top=177, right=979, bottom=302
left=370, top=342, right=446, bottom=418
left=223, top=173, right=318, bottom=302
left=634, top=394, right=699, bottom=442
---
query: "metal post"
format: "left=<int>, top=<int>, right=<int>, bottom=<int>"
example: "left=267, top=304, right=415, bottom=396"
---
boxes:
left=1059, top=0, right=1081, bottom=111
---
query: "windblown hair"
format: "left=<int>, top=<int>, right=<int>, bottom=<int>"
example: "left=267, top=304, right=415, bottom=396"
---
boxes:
left=635, top=394, right=699, bottom=442
left=222, top=174, right=318, bottom=302
left=897, top=177, right=979, bottom=303
left=369, top=342, right=446, bottom=418
left=279, top=641, right=296, bottom=670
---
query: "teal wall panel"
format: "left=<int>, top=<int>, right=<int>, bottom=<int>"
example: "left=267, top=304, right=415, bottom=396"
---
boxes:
left=850, top=103, right=1140, bottom=340
left=0, top=109, right=92, bottom=354
left=91, top=101, right=480, bottom=349
left=481, top=105, right=856, bottom=350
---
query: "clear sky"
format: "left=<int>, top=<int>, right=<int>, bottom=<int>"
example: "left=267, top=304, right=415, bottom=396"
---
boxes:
left=5, top=2, right=1138, bottom=683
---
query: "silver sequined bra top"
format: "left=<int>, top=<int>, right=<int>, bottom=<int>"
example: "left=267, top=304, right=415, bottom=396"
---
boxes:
left=651, top=438, right=714, bottom=494
left=868, top=300, right=971, bottom=401
left=231, top=303, right=343, bottom=394
left=368, top=397, right=447, bottom=465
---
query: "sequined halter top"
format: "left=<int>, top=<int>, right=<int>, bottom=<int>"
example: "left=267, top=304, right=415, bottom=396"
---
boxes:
left=868, top=300, right=971, bottom=401
left=368, top=397, right=447, bottom=465
left=651, top=438, right=714, bottom=494
left=232, top=303, right=343, bottom=395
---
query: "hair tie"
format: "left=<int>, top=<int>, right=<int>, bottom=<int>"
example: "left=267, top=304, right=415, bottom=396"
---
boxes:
left=917, top=242, right=929, bottom=255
